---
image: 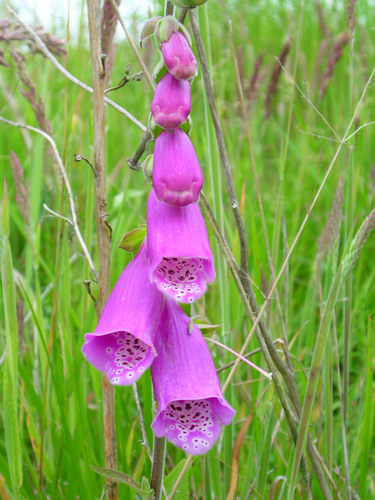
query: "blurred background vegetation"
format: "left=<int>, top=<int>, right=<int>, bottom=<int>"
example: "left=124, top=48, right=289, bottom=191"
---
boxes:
left=0, top=0, right=374, bottom=498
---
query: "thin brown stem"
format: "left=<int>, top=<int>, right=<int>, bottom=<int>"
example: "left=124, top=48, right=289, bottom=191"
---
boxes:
left=199, top=193, right=330, bottom=499
left=108, top=0, right=155, bottom=91
left=7, top=7, right=146, bottom=131
left=86, top=2, right=117, bottom=500
left=0, top=117, right=97, bottom=279
left=189, top=10, right=248, bottom=277
left=228, top=20, right=292, bottom=370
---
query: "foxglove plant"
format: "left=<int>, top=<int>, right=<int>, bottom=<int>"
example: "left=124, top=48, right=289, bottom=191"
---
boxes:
left=153, top=128, right=202, bottom=206
left=82, top=241, right=163, bottom=385
left=147, top=189, right=215, bottom=303
left=151, top=298, right=235, bottom=455
left=151, top=71, right=191, bottom=130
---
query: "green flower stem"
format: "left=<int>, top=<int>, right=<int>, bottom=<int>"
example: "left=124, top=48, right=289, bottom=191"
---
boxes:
left=150, top=436, right=166, bottom=500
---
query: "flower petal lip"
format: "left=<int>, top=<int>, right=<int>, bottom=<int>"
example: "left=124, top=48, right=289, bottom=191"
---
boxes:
left=153, top=129, right=203, bottom=207
left=147, top=189, right=215, bottom=303
left=151, top=72, right=191, bottom=130
left=151, top=299, right=235, bottom=455
left=82, top=241, right=163, bottom=385
left=161, top=31, right=197, bottom=80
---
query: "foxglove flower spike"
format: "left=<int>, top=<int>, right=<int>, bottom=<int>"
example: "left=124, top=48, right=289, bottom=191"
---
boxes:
left=151, top=299, right=235, bottom=455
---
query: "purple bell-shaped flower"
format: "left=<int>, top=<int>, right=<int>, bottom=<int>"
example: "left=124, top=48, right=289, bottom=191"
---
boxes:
left=151, top=72, right=191, bottom=130
left=161, top=31, right=197, bottom=80
left=151, top=298, right=235, bottom=455
left=153, top=129, right=202, bottom=207
left=82, top=241, right=163, bottom=385
left=147, top=189, right=215, bottom=303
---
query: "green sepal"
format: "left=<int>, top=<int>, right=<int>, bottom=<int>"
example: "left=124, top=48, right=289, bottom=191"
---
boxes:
left=141, top=154, right=153, bottom=179
left=179, top=115, right=193, bottom=136
left=152, top=58, right=168, bottom=84
left=155, top=15, right=180, bottom=46
left=140, top=17, right=162, bottom=48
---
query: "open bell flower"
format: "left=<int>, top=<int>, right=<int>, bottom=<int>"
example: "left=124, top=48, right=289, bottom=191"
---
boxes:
left=151, top=298, right=235, bottom=455
left=147, top=189, right=215, bottom=303
left=82, top=241, right=163, bottom=385
left=153, top=129, right=202, bottom=207
left=161, top=31, right=197, bottom=80
left=151, top=72, right=191, bottom=130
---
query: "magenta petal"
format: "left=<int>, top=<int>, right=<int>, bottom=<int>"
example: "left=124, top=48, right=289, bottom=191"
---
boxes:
left=153, top=129, right=202, bottom=207
left=147, top=189, right=215, bottom=303
left=151, top=72, right=191, bottom=130
left=161, top=32, right=197, bottom=80
left=82, top=242, right=163, bottom=385
left=151, top=299, right=235, bottom=455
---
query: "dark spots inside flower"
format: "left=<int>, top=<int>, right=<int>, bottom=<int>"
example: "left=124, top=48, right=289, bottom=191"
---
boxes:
left=105, top=332, right=151, bottom=383
left=163, top=399, right=220, bottom=454
left=154, top=257, right=206, bottom=303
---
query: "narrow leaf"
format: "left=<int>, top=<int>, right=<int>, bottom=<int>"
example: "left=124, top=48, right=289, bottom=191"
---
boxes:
left=196, top=323, right=221, bottom=336
left=3, top=365, right=23, bottom=491
left=164, top=459, right=190, bottom=500
left=359, top=318, right=374, bottom=499
left=90, top=466, right=153, bottom=497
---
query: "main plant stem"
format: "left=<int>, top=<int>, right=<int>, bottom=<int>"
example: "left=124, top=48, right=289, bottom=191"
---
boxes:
left=150, top=436, right=166, bottom=500
left=86, top=1, right=118, bottom=499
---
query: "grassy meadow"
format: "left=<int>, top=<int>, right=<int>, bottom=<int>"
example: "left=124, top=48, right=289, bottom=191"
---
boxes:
left=0, top=0, right=374, bottom=498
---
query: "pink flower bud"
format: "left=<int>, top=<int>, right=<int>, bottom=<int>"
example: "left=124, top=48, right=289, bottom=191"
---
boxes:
left=151, top=72, right=191, bottom=130
left=161, top=31, right=197, bottom=80
left=153, top=129, right=202, bottom=207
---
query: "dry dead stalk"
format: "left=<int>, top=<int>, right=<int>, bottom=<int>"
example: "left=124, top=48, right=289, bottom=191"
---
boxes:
left=86, top=1, right=118, bottom=499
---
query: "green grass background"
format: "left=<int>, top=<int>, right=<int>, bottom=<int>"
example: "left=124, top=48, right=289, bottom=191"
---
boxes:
left=0, top=0, right=374, bottom=498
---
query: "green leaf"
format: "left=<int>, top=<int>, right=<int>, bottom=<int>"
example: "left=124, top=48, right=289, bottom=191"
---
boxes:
left=359, top=318, right=374, bottom=499
left=3, top=364, right=23, bottom=493
left=164, top=459, right=191, bottom=499
left=90, top=466, right=153, bottom=498
left=118, top=226, right=147, bottom=253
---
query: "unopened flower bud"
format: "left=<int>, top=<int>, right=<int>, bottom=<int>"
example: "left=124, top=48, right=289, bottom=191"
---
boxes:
left=162, top=31, right=197, bottom=80
left=151, top=72, right=191, bottom=130
left=153, top=129, right=202, bottom=207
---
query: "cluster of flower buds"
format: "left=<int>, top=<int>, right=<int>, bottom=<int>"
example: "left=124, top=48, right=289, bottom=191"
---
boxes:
left=82, top=14, right=234, bottom=456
